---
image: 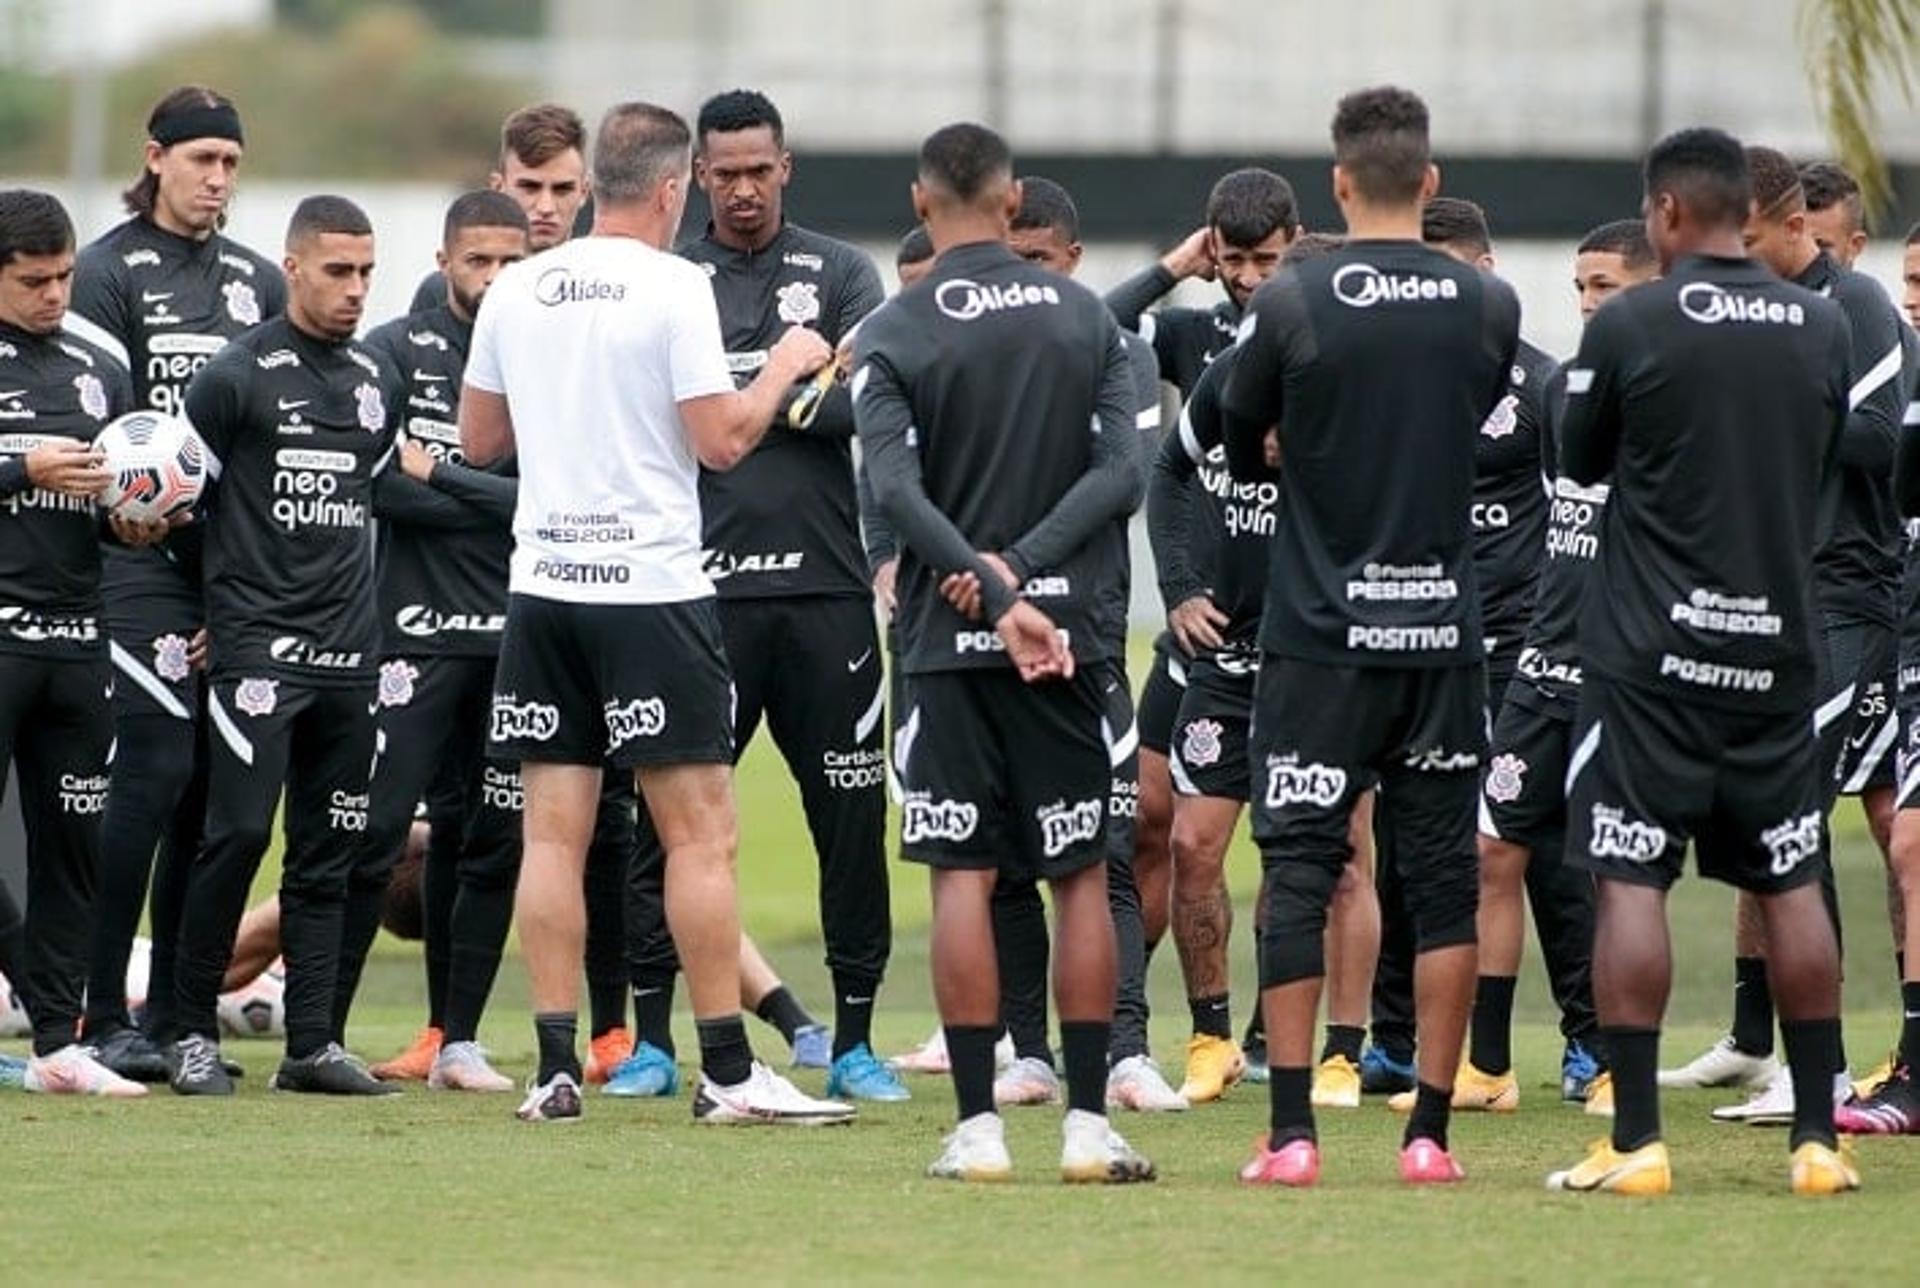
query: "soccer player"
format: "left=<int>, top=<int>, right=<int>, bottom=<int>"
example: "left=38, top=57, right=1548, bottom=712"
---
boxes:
left=1801, top=162, right=1871, bottom=269
left=0, top=188, right=152, bottom=1096
left=332, top=190, right=531, bottom=1092
left=856, top=123, right=1152, bottom=1182
left=1226, top=87, right=1517, bottom=1187
left=1668, top=146, right=1904, bottom=1122
left=1842, top=222, right=1920, bottom=1132
left=66, top=86, right=285, bottom=1082
left=409, top=104, right=589, bottom=313
left=665, top=89, right=899, bottom=1101
left=460, top=101, right=849, bottom=1126
left=1107, top=170, right=1302, bottom=1086
left=1420, top=196, right=1608, bottom=1112
left=988, top=176, right=1173, bottom=1112
left=1548, top=128, right=1858, bottom=1197
left=1155, top=230, right=1385, bottom=1110
left=164, top=196, right=404, bottom=1097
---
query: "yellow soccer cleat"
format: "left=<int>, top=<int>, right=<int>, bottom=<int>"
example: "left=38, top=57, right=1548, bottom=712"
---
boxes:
left=1547, top=1138, right=1672, bottom=1196
left=1790, top=1140, right=1861, bottom=1196
left=1310, top=1054, right=1362, bottom=1109
left=1388, top=1062, right=1518, bottom=1113
left=1177, top=1034, right=1245, bottom=1104
left=1584, top=1071, right=1614, bottom=1118
left=1852, top=1052, right=1895, bottom=1104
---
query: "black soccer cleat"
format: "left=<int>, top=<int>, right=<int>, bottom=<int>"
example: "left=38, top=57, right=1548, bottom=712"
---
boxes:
left=271, top=1043, right=400, bottom=1096
left=169, top=1034, right=236, bottom=1096
left=91, top=1026, right=173, bottom=1083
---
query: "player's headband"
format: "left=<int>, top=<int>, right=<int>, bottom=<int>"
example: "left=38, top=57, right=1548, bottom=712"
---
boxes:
left=149, top=103, right=244, bottom=149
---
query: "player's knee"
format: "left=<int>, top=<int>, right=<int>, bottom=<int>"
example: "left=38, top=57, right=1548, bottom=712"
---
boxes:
left=1478, top=832, right=1529, bottom=894
left=1169, top=814, right=1225, bottom=892
left=1258, top=858, right=1342, bottom=987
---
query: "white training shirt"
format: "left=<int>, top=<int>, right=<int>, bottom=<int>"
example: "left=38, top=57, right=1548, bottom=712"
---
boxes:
left=464, top=235, right=734, bottom=604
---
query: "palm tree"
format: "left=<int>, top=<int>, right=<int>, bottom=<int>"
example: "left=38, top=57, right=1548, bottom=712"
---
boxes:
left=1801, top=0, right=1920, bottom=219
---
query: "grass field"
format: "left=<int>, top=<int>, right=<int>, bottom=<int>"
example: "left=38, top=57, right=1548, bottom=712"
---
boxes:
left=3, top=646, right=1917, bottom=1284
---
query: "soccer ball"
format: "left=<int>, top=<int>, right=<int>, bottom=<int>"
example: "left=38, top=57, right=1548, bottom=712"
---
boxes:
left=94, top=409, right=207, bottom=522
left=0, top=969, right=28, bottom=1038
left=216, top=960, right=286, bottom=1039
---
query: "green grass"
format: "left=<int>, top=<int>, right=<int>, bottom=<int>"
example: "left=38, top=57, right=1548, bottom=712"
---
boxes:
left=1, top=637, right=1913, bottom=1284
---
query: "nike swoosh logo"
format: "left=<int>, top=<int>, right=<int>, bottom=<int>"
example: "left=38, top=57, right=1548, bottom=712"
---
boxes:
left=413, top=370, right=447, bottom=382
left=847, top=649, right=873, bottom=672
left=843, top=995, right=873, bottom=1006
left=1905, top=1010, right=1920, bottom=1020
left=141, top=291, right=171, bottom=304
left=278, top=398, right=308, bottom=411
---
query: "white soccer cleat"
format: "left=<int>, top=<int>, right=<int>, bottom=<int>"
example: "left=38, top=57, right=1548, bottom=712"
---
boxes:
left=890, top=1027, right=950, bottom=1075
left=693, top=1061, right=856, bottom=1125
left=1711, top=1065, right=1854, bottom=1125
left=927, top=1111, right=1014, bottom=1182
left=994, top=1056, right=1061, bottom=1107
left=1106, top=1054, right=1189, bottom=1112
left=24, top=1044, right=147, bottom=1098
left=428, top=1041, right=515, bottom=1093
left=1060, top=1108, right=1156, bottom=1184
left=1659, top=1036, right=1779, bottom=1090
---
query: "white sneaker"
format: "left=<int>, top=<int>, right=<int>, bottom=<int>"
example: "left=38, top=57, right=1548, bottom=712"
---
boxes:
left=994, top=1056, right=1061, bottom=1107
left=24, top=1044, right=147, bottom=1098
left=515, top=1072, right=582, bottom=1123
left=1712, top=1065, right=1854, bottom=1125
left=891, top=1027, right=950, bottom=1075
left=1660, top=1036, right=1779, bottom=1090
left=693, top=1061, right=856, bottom=1125
left=428, top=1041, right=514, bottom=1093
left=1060, top=1108, right=1156, bottom=1184
left=1106, top=1054, right=1189, bottom=1112
left=927, top=1111, right=1013, bottom=1182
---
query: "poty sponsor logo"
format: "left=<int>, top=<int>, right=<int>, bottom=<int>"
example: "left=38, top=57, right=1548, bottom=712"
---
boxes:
left=604, top=697, right=667, bottom=750
left=1331, top=263, right=1461, bottom=309
left=534, top=267, right=627, bottom=306
left=1589, top=804, right=1667, bottom=863
left=1762, top=811, right=1823, bottom=877
left=1263, top=755, right=1348, bottom=809
left=902, top=794, right=980, bottom=844
left=1035, top=798, right=1103, bottom=858
left=491, top=696, right=559, bottom=743
left=1677, top=282, right=1805, bottom=327
left=934, top=278, right=1061, bottom=321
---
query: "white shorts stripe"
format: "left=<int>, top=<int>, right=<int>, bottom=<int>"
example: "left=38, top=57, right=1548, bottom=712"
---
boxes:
left=109, top=640, right=190, bottom=720
left=853, top=680, right=887, bottom=744
left=1167, top=658, right=1188, bottom=687
left=1813, top=682, right=1858, bottom=737
left=1105, top=717, right=1139, bottom=770
left=1167, top=745, right=1200, bottom=796
left=1477, top=794, right=1501, bottom=840
left=1565, top=721, right=1603, bottom=796
left=1898, top=757, right=1920, bottom=810
left=208, top=690, right=255, bottom=767
left=892, top=705, right=921, bottom=780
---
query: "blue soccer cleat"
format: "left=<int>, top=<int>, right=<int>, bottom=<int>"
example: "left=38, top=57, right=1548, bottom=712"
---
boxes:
left=603, top=1041, right=680, bottom=1098
left=790, top=1023, right=833, bottom=1070
left=826, top=1043, right=911, bottom=1102
left=1562, top=1040, right=1602, bottom=1102
left=1359, top=1045, right=1417, bottom=1096
left=0, top=1052, right=24, bottom=1089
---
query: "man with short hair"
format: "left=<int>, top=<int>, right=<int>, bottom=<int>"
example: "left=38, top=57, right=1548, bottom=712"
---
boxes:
left=1418, top=196, right=1607, bottom=1113
left=410, top=104, right=590, bottom=313
left=0, top=188, right=149, bottom=1096
left=164, top=195, right=404, bottom=1097
left=460, top=101, right=848, bottom=1126
left=67, top=86, right=286, bottom=1082
left=1548, top=127, right=1858, bottom=1197
left=1667, top=145, right=1905, bottom=1122
left=1108, top=168, right=1302, bottom=1098
left=856, top=123, right=1152, bottom=1182
left=1226, top=87, right=1518, bottom=1187
left=335, top=190, right=531, bottom=1093
left=1801, top=162, right=1870, bottom=269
